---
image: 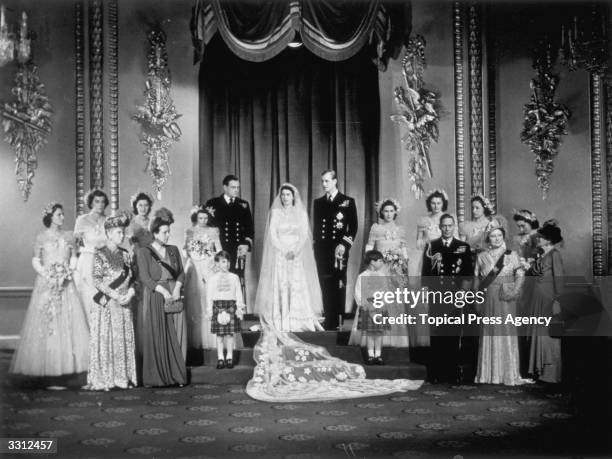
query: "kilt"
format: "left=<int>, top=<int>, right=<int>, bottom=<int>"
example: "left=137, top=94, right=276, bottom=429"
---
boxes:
left=357, top=306, right=391, bottom=335
left=211, top=300, right=241, bottom=336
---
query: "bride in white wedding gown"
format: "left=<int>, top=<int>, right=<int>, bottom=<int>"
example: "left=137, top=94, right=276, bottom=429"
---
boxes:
left=247, top=183, right=422, bottom=402
left=253, top=183, right=324, bottom=332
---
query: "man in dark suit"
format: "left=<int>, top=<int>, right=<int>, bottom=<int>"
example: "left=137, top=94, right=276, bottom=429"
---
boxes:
left=312, top=170, right=358, bottom=330
left=422, top=213, right=473, bottom=383
left=203, top=174, right=254, bottom=301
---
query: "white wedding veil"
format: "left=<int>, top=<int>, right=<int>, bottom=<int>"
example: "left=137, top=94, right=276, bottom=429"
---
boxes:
left=246, top=184, right=422, bottom=402
left=253, top=183, right=323, bottom=322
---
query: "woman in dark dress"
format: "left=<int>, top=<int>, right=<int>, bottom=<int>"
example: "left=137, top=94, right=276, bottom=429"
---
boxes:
left=137, top=208, right=187, bottom=387
left=528, top=220, right=565, bottom=383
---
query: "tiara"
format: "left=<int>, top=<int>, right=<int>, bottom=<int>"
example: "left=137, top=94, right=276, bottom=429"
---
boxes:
left=375, top=197, right=401, bottom=214
left=42, top=201, right=61, bottom=217
left=130, top=191, right=154, bottom=208
left=471, top=193, right=494, bottom=212
left=425, top=188, right=449, bottom=202
left=104, top=209, right=131, bottom=230
left=512, top=208, right=537, bottom=223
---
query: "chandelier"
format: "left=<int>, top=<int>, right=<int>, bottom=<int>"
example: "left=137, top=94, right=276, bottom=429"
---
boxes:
left=558, top=5, right=608, bottom=75
left=0, top=5, right=30, bottom=67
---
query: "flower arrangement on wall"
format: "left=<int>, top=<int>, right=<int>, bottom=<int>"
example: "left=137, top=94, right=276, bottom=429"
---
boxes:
left=391, top=35, right=440, bottom=200
left=0, top=11, right=52, bottom=201
left=133, top=28, right=182, bottom=199
left=520, top=52, right=571, bottom=199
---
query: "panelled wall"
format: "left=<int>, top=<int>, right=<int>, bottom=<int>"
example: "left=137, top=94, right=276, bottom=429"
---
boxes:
left=1, top=0, right=608, bottom=298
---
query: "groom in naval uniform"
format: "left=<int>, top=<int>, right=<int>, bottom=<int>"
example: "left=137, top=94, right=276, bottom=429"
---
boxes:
left=313, top=170, right=358, bottom=330
left=204, top=174, right=254, bottom=301
left=421, top=213, right=473, bottom=383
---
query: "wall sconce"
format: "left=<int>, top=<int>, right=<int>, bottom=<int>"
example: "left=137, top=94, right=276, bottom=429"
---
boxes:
left=0, top=6, right=31, bottom=67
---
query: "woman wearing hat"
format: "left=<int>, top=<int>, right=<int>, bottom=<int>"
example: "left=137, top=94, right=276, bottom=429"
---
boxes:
left=528, top=220, right=565, bottom=383
left=86, top=211, right=137, bottom=390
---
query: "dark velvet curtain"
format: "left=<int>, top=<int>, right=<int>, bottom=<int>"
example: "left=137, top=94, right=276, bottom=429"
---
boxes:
left=199, top=35, right=380, bottom=311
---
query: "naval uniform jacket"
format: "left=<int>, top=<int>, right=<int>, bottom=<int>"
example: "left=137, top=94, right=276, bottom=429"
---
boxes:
left=312, top=192, right=358, bottom=276
left=203, top=195, right=254, bottom=271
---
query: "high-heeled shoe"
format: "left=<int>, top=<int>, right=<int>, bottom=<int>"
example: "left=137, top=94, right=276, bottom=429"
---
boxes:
left=216, top=359, right=226, bottom=369
left=365, top=356, right=375, bottom=365
left=226, top=359, right=234, bottom=369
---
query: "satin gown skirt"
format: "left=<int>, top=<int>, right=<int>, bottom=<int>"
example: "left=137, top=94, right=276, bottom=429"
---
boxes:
left=10, top=277, right=89, bottom=376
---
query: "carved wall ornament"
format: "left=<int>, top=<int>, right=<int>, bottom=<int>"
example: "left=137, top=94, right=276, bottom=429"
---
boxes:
left=1, top=60, right=53, bottom=201
left=391, top=34, right=441, bottom=200
left=520, top=52, right=571, bottom=199
left=453, top=1, right=466, bottom=223
left=133, top=29, right=182, bottom=200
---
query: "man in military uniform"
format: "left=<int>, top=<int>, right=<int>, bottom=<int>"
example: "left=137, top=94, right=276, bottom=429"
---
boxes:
left=312, top=170, right=358, bottom=330
left=422, top=213, right=473, bottom=383
left=204, top=175, right=254, bottom=301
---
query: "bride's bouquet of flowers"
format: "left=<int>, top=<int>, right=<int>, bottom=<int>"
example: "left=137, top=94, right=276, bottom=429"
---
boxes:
left=383, top=249, right=408, bottom=276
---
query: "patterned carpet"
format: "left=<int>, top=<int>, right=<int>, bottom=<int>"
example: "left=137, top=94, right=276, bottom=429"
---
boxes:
left=0, top=349, right=608, bottom=458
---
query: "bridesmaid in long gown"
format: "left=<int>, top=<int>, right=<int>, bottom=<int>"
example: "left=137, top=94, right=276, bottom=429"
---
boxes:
left=126, top=191, right=154, bottom=361
left=528, top=220, right=565, bottom=383
left=474, top=225, right=531, bottom=385
left=74, top=189, right=109, bottom=325
left=511, top=209, right=540, bottom=377
left=137, top=208, right=187, bottom=387
left=350, top=198, right=409, bottom=347
left=183, top=206, right=223, bottom=349
left=127, top=191, right=154, bottom=250
left=10, top=203, right=89, bottom=387
left=87, top=211, right=137, bottom=390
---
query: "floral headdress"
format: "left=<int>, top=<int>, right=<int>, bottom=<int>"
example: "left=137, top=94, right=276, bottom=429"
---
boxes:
left=130, top=191, right=155, bottom=209
left=471, top=193, right=494, bottom=214
left=104, top=209, right=131, bottom=230
left=425, top=188, right=449, bottom=202
left=375, top=197, right=401, bottom=215
left=42, top=201, right=61, bottom=218
left=512, top=208, right=537, bottom=224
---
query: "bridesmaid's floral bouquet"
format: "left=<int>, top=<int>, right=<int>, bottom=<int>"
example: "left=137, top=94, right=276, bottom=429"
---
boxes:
left=44, top=262, right=72, bottom=292
left=43, top=262, right=72, bottom=332
left=383, top=249, right=408, bottom=276
left=187, top=237, right=213, bottom=258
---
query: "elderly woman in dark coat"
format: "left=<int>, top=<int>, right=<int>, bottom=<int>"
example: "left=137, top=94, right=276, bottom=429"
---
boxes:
left=137, top=208, right=187, bottom=387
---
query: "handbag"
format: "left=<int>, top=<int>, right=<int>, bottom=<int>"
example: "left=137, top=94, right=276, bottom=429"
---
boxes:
left=164, top=297, right=184, bottom=314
